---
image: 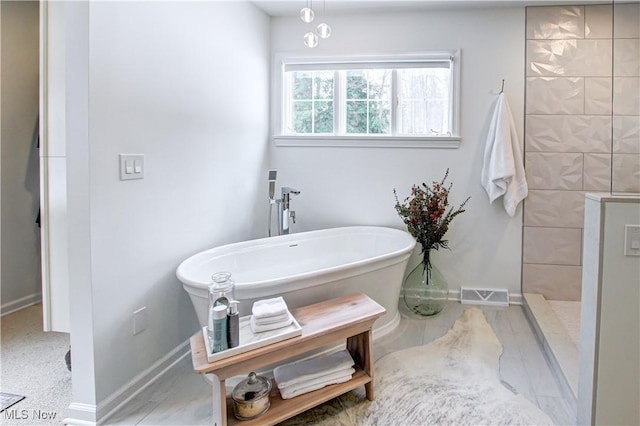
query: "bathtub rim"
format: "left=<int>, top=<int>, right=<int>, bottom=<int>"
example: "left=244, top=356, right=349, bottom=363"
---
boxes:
left=176, top=225, right=416, bottom=295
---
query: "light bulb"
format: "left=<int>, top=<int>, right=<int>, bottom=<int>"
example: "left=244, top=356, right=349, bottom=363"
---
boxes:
left=303, top=31, right=318, bottom=48
left=300, top=7, right=315, bottom=23
left=316, top=22, right=331, bottom=38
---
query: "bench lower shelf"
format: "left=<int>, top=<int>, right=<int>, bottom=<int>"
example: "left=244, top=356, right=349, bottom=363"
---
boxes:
left=226, top=368, right=371, bottom=426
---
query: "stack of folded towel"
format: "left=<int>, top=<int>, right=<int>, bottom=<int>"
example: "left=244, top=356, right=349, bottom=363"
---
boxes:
left=250, top=296, right=293, bottom=333
left=273, top=350, right=356, bottom=399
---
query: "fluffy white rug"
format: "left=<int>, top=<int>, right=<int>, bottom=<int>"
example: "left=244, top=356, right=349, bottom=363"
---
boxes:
left=284, top=307, right=553, bottom=425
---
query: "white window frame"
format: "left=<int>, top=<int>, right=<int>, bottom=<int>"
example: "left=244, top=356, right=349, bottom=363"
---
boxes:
left=272, top=51, right=461, bottom=148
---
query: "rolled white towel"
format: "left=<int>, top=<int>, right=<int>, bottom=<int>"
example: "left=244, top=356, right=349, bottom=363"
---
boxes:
left=253, top=312, right=290, bottom=325
left=279, top=369, right=355, bottom=400
left=273, top=350, right=355, bottom=389
left=250, top=313, right=293, bottom=333
left=252, top=296, right=289, bottom=320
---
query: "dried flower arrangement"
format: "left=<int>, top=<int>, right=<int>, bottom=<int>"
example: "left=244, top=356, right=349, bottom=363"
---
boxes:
left=394, top=169, right=470, bottom=272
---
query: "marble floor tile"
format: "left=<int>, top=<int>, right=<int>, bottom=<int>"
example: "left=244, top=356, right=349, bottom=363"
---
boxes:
left=494, top=325, right=522, bottom=360
left=537, top=395, right=576, bottom=425
left=515, top=332, right=564, bottom=398
left=373, top=317, right=426, bottom=361
left=105, top=397, right=161, bottom=425
left=499, top=356, right=538, bottom=405
left=109, top=301, right=568, bottom=425
left=507, top=305, right=536, bottom=334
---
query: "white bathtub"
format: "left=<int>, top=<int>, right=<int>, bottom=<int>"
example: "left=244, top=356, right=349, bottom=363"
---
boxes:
left=176, top=226, right=415, bottom=338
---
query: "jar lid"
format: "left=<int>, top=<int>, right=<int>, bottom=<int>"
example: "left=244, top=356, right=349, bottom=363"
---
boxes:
left=210, top=272, right=234, bottom=291
left=231, top=372, right=272, bottom=403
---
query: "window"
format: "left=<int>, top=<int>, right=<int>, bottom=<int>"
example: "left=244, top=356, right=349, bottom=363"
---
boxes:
left=275, top=51, right=460, bottom=148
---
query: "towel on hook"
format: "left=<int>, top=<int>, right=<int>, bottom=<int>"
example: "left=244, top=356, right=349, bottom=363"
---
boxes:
left=481, top=92, right=528, bottom=216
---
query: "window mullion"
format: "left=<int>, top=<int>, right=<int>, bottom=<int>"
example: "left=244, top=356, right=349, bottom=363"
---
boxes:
left=391, top=69, right=398, bottom=136
left=335, top=70, right=344, bottom=134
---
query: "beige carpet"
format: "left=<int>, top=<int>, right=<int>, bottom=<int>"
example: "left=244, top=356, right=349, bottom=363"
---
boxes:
left=283, top=307, right=553, bottom=425
left=0, top=304, right=71, bottom=425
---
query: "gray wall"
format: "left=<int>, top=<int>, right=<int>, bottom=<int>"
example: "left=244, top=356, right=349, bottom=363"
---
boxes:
left=0, top=1, right=41, bottom=314
left=271, top=7, right=527, bottom=298
left=62, top=1, right=271, bottom=421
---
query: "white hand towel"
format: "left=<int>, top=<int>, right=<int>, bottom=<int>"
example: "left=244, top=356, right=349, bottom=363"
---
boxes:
left=253, top=312, right=290, bottom=325
left=481, top=92, right=528, bottom=216
left=252, top=296, right=289, bottom=320
left=279, top=369, right=355, bottom=400
left=278, top=367, right=355, bottom=392
left=249, top=313, right=293, bottom=333
left=273, top=349, right=355, bottom=389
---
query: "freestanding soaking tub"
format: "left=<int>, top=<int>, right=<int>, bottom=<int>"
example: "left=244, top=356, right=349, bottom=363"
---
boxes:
left=176, top=226, right=416, bottom=338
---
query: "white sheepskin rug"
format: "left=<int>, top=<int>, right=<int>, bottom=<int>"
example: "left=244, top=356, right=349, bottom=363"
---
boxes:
left=283, top=307, right=554, bottom=426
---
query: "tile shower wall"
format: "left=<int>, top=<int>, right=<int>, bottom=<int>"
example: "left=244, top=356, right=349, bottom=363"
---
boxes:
left=523, top=4, right=640, bottom=300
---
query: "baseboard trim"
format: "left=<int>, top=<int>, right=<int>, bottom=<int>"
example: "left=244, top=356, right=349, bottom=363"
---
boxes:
left=62, top=340, right=191, bottom=426
left=65, top=402, right=98, bottom=425
left=0, top=293, right=42, bottom=316
left=96, top=339, right=191, bottom=424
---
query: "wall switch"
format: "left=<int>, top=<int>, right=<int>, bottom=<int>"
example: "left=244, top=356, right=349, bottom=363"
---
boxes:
left=133, top=306, right=147, bottom=335
left=119, top=154, right=144, bottom=180
left=624, top=225, right=640, bottom=257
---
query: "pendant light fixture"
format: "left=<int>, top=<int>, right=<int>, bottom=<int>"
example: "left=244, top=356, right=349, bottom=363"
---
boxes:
left=300, top=0, right=314, bottom=23
left=301, top=0, right=331, bottom=48
left=316, top=0, right=331, bottom=39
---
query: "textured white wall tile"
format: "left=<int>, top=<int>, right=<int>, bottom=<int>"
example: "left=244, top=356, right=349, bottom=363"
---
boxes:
left=527, top=6, right=584, bottom=40
left=613, top=3, right=640, bottom=39
left=523, top=226, right=583, bottom=265
left=527, top=40, right=612, bottom=77
left=585, top=5, right=612, bottom=39
left=526, top=153, right=583, bottom=190
left=526, top=115, right=612, bottom=153
left=524, top=190, right=585, bottom=228
left=522, top=264, right=582, bottom=301
left=526, top=77, right=584, bottom=114
left=584, top=153, right=612, bottom=191
left=585, top=78, right=613, bottom=115
left=614, top=38, right=640, bottom=77
left=612, top=154, right=640, bottom=192
left=614, top=77, right=640, bottom=115
left=613, top=116, right=640, bottom=153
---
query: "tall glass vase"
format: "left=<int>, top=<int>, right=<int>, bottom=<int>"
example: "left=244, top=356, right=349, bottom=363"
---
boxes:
left=403, top=261, right=449, bottom=316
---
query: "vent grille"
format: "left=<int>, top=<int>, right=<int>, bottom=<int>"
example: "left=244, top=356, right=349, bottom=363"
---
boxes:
left=460, top=287, right=509, bottom=306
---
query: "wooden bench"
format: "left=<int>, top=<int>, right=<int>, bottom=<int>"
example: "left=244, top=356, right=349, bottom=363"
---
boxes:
left=190, top=293, right=386, bottom=426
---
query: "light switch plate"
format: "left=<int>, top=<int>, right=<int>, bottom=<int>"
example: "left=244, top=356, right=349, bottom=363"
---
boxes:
left=624, top=225, right=640, bottom=257
left=119, top=154, right=144, bottom=180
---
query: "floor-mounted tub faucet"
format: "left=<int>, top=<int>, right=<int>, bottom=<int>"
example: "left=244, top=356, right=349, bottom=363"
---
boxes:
left=267, top=170, right=301, bottom=236
left=279, top=187, right=300, bottom=235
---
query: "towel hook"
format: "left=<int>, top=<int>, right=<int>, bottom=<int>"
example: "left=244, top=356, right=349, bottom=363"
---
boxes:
left=500, top=79, right=505, bottom=94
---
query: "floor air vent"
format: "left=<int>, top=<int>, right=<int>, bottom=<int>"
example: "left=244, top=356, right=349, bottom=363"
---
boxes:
left=460, top=287, right=509, bottom=306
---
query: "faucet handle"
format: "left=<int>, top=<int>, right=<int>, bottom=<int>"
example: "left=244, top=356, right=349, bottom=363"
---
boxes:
left=290, top=211, right=296, bottom=224
left=282, top=187, right=301, bottom=196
